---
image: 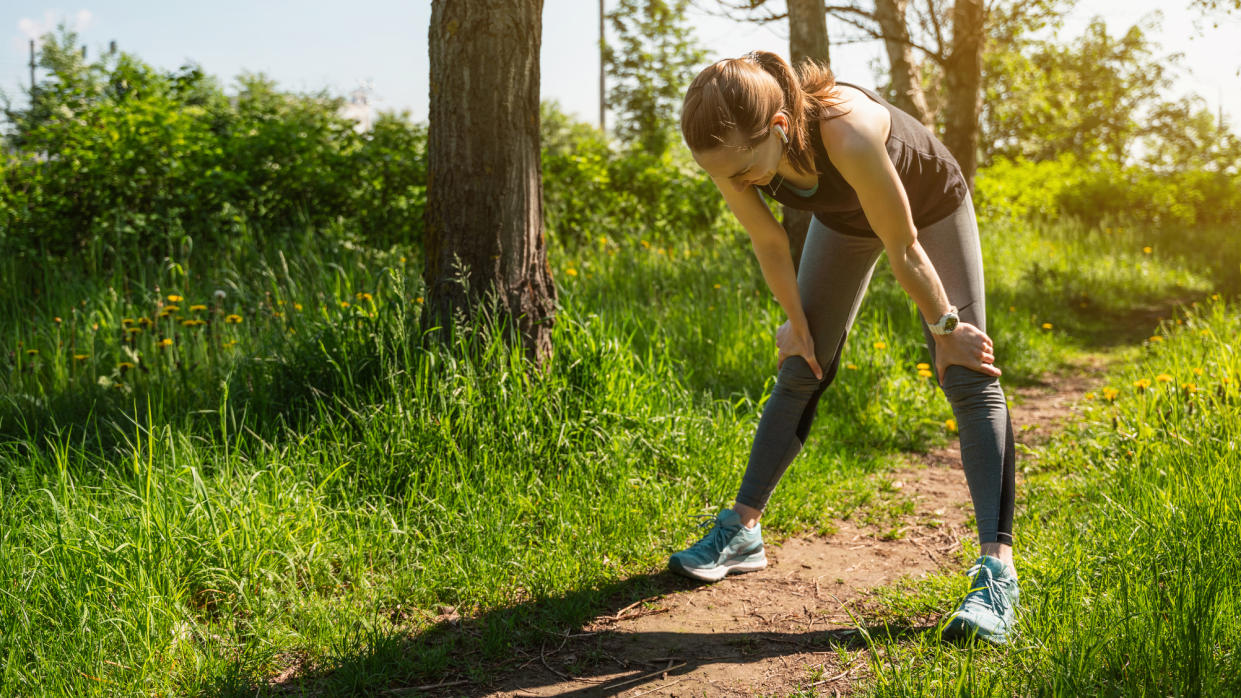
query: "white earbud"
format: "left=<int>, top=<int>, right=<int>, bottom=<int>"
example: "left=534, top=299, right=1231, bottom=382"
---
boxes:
left=774, top=124, right=788, bottom=144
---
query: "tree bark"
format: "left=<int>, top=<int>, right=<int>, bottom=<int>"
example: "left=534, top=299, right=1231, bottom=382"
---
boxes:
left=783, top=0, right=829, bottom=273
left=874, top=0, right=933, bottom=127
left=943, top=0, right=985, bottom=188
left=424, top=0, right=556, bottom=368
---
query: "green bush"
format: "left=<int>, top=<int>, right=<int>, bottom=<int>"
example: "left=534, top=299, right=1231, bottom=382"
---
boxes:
left=975, top=153, right=1241, bottom=228
left=0, top=31, right=428, bottom=270
left=540, top=101, right=725, bottom=250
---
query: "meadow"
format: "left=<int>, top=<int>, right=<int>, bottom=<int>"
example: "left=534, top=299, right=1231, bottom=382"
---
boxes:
left=0, top=151, right=1233, bottom=698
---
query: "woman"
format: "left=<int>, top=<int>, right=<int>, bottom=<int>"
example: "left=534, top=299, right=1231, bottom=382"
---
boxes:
left=669, top=51, right=1020, bottom=645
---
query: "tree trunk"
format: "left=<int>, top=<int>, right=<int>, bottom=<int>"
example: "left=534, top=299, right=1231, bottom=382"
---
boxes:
left=783, top=0, right=829, bottom=273
left=874, top=0, right=933, bottom=127
left=943, top=0, right=985, bottom=188
left=424, top=0, right=556, bottom=368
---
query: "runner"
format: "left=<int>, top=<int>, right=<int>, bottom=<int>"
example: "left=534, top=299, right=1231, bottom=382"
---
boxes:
left=670, top=51, right=1020, bottom=644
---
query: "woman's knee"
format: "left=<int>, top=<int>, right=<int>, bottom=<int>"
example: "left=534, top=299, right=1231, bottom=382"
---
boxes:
left=775, top=354, right=832, bottom=395
left=939, top=364, right=1002, bottom=405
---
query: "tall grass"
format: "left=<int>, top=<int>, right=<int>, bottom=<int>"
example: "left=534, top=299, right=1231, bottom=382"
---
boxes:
left=0, top=205, right=1232, bottom=694
left=860, top=297, right=1241, bottom=696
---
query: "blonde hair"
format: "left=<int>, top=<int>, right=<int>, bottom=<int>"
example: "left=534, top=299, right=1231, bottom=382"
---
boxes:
left=680, top=50, right=847, bottom=176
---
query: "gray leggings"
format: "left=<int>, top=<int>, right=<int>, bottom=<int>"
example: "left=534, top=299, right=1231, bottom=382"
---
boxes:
left=735, top=196, right=1016, bottom=546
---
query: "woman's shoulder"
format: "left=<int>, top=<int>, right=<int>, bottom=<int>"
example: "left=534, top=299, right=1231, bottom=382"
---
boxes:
left=815, top=85, right=890, bottom=157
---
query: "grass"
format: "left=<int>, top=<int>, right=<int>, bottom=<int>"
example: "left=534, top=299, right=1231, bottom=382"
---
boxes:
left=0, top=201, right=1234, bottom=695
left=857, top=296, right=1241, bottom=696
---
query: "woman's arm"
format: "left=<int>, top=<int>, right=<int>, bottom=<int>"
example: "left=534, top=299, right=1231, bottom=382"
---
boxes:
left=818, top=117, right=952, bottom=325
left=711, top=178, right=824, bottom=379
left=820, top=111, right=999, bottom=379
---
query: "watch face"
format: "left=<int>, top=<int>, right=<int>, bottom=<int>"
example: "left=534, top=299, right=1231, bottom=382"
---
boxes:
left=945, top=315, right=959, bottom=332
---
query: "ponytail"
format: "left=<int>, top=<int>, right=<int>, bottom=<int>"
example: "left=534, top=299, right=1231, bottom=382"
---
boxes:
left=681, top=50, right=847, bottom=176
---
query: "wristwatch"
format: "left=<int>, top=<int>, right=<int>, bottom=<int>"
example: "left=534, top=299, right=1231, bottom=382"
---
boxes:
left=929, top=307, right=959, bottom=336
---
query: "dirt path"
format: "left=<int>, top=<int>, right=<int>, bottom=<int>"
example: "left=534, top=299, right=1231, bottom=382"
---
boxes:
left=432, top=356, right=1108, bottom=698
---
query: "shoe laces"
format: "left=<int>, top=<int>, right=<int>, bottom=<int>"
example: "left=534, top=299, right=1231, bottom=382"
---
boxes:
left=687, top=513, right=734, bottom=554
left=962, top=563, right=1014, bottom=617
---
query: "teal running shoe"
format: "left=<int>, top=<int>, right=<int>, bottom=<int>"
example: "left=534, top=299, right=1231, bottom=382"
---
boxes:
left=667, top=508, right=767, bottom=582
left=942, top=555, right=1020, bottom=645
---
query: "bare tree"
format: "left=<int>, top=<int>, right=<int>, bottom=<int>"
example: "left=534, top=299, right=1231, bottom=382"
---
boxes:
left=782, top=0, right=830, bottom=272
left=942, top=0, right=984, bottom=185
left=874, top=0, right=933, bottom=125
left=424, top=0, right=557, bottom=367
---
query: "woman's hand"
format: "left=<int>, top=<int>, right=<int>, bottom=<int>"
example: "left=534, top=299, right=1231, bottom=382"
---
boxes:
left=776, top=320, right=825, bottom=380
left=933, top=321, right=1000, bottom=383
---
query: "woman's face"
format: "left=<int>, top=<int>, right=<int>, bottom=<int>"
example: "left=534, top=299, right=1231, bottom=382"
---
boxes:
left=691, top=120, right=786, bottom=193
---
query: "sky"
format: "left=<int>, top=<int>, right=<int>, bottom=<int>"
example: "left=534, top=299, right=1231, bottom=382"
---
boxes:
left=3, top=1, right=1239, bottom=131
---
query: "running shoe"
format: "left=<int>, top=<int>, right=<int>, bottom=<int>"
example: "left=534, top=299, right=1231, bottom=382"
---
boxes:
left=667, top=508, right=767, bottom=582
left=942, top=555, right=1020, bottom=645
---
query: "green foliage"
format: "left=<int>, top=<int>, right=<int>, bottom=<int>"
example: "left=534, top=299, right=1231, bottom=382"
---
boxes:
left=0, top=25, right=428, bottom=271
left=974, top=154, right=1241, bottom=230
left=603, top=0, right=706, bottom=156
left=540, top=101, right=725, bottom=249
left=981, top=15, right=1178, bottom=166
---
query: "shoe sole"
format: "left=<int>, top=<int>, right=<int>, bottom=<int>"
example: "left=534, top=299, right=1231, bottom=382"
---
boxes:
left=668, top=550, right=767, bottom=582
left=942, top=617, right=1010, bottom=645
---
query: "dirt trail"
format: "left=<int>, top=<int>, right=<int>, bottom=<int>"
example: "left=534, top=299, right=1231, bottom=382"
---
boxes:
left=442, top=356, right=1108, bottom=698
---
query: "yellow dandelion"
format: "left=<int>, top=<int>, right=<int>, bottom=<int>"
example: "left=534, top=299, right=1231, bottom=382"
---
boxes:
left=1211, top=293, right=1220, bottom=301
left=223, top=340, right=238, bottom=348
left=640, top=239, right=650, bottom=248
left=598, top=236, right=608, bottom=245
left=1181, top=383, right=1197, bottom=393
left=25, top=349, right=37, bottom=355
left=565, top=268, right=578, bottom=276
left=1102, top=387, right=1119, bottom=401
left=73, top=353, right=89, bottom=361
left=117, top=361, right=134, bottom=370
left=846, top=363, right=859, bottom=370
left=277, top=299, right=286, bottom=306
left=138, top=317, right=152, bottom=326
left=1041, top=322, right=1053, bottom=330
left=918, top=369, right=933, bottom=378
left=225, top=314, right=243, bottom=324
left=122, top=318, right=135, bottom=325
left=1149, top=335, right=1163, bottom=343
left=158, top=338, right=173, bottom=348
left=1085, top=392, right=1096, bottom=400
left=945, top=418, right=957, bottom=433
left=127, top=327, right=143, bottom=335
left=657, top=248, right=666, bottom=255
left=708, top=305, right=715, bottom=311
left=356, top=292, right=373, bottom=302
left=1193, top=368, right=1204, bottom=376
left=1155, top=374, right=1173, bottom=383
left=713, top=283, right=722, bottom=289
left=53, top=316, right=62, bottom=324
left=340, top=301, right=350, bottom=308
left=399, top=256, right=407, bottom=264
left=1008, top=306, right=1015, bottom=312
left=190, top=304, right=207, bottom=312
left=1200, top=329, right=1210, bottom=336
left=1142, top=246, right=1152, bottom=254
left=272, top=311, right=282, bottom=318
left=916, top=362, right=930, bottom=370
left=415, top=297, right=424, bottom=304
left=873, top=341, right=887, bottom=350
left=1134, top=378, right=1151, bottom=390
left=294, top=303, right=303, bottom=311
left=166, top=294, right=183, bottom=303
left=162, top=305, right=180, bottom=313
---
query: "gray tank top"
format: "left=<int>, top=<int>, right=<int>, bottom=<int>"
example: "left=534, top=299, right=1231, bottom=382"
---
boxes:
left=758, top=81, right=968, bottom=238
